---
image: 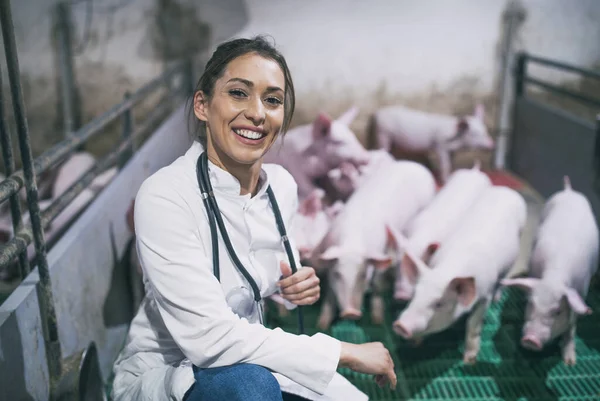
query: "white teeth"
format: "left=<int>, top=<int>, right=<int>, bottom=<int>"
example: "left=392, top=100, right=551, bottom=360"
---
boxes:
left=234, top=129, right=263, bottom=140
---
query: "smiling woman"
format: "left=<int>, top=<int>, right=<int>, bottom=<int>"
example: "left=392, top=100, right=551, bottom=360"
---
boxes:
left=110, top=36, right=396, bottom=401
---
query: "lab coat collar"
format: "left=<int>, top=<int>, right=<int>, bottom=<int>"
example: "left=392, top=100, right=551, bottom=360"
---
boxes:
left=185, top=141, right=270, bottom=200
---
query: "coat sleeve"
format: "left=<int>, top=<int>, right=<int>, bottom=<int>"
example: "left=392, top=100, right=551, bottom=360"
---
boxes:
left=134, top=175, right=341, bottom=395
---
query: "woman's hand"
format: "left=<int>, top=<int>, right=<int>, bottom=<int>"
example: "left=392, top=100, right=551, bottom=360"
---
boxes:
left=277, top=261, right=320, bottom=306
left=339, top=342, right=397, bottom=390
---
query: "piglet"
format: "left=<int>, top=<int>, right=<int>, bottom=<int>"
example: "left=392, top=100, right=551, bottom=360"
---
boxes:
left=394, top=160, right=492, bottom=300
left=291, top=188, right=344, bottom=262
left=325, top=149, right=394, bottom=201
left=312, top=158, right=436, bottom=330
left=265, top=106, right=370, bottom=199
left=500, top=176, right=598, bottom=365
left=370, top=104, right=494, bottom=183
left=391, top=185, right=527, bottom=364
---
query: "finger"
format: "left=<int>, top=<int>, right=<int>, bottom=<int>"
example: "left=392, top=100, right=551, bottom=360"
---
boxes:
left=278, top=266, right=314, bottom=289
left=283, top=290, right=320, bottom=306
left=279, top=260, right=293, bottom=278
left=280, top=275, right=320, bottom=295
left=388, top=369, right=397, bottom=390
left=282, top=285, right=320, bottom=301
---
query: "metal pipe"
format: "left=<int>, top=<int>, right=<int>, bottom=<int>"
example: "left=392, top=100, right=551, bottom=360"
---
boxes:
left=0, top=59, right=184, bottom=204
left=0, top=0, right=62, bottom=386
left=119, top=91, right=133, bottom=168
left=53, top=2, right=81, bottom=141
left=0, top=93, right=176, bottom=267
left=493, top=0, right=526, bottom=170
left=0, top=64, right=29, bottom=278
left=524, top=76, right=600, bottom=108
left=527, top=54, right=600, bottom=81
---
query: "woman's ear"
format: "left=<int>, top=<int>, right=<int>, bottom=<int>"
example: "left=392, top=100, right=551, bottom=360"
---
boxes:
left=193, top=91, right=209, bottom=122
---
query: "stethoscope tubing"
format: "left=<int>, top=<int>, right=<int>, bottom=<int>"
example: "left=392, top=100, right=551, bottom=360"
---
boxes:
left=196, top=151, right=304, bottom=334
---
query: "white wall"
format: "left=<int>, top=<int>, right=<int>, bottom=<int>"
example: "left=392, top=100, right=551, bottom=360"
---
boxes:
left=233, top=0, right=600, bottom=137
left=1, top=0, right=598, bottom=153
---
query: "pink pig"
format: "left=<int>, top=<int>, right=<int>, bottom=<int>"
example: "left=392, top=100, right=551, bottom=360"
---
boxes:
left=391, top=185, right=526, bottom=364
left=264, top=106, right=370, bottom=200
left=369, top=104, right=494, bottom=183
left=393, top=161, right=492, bottom=301
left=312, top=158, right=436, bottom=330
left=500, top=176, right=599, bottom=365
left=291, top=188, right=344, bottom=262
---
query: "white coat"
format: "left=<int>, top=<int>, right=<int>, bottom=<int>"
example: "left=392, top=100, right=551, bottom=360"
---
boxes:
left=110, top=141, right=352, bottom=401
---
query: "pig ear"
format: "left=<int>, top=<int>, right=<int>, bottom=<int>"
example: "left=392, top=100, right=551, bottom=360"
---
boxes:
left=474, top=103, right=485, bottom=120
left=386, top=224, right=430, bottom=272
left=298, top=189, right=324, bottom=217
left=367, top=255, right=394, bottom=270
left=319, top=246, right=342, bottom=262
left=563, top=288, right=592, bottom=315
left=336, top=106, right=359, bottom=126
left=325, top=201, right=344, bottom=219
left=421, top=242, right=440, bottom=263
left=448, top=276, right=477, bottom=307
left=499, top=277, right=539, bottom=292
left=313, top=113, right=332, bottom=139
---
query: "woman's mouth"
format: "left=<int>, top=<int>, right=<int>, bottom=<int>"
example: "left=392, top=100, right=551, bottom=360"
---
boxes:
left=233, top=128, right=266, bottom=140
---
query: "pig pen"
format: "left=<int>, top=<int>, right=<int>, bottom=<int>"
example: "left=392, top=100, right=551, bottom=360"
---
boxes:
left=265, top=54, right=600, bottom=400
left=265, top=184, right=600, bottom=400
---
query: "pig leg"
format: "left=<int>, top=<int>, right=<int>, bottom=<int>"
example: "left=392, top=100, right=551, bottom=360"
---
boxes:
left=561, top=324, right=577, bottom=366
left=317, top=288, right=336, bottom=331
left=435, top=145, right=452, bottom=184
left=370, top=270, right=388, bottom=325
left=463, top=299, right=489, bottom=364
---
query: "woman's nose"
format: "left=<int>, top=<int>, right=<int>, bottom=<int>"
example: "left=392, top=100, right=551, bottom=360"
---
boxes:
left=244, top=98, right=266, bottom=124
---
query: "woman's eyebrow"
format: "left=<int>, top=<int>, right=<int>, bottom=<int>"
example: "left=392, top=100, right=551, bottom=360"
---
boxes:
left=227, top=77, right=283, bottom=93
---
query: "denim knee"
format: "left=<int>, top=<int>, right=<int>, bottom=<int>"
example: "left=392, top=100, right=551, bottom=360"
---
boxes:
left=186, top=363, right=282, bottom=401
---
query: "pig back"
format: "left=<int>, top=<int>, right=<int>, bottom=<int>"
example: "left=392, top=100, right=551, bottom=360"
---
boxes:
left=430, top=186, right=527, bottom=278
left=330, top=160, right=436, bottom=244
left=531, top=189, right=599, bottom=292
left=405, top=168, right=492, bottom=239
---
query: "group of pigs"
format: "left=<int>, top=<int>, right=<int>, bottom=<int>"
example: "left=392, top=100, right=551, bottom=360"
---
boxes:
left=270, top=104, right=598, bottom=367
left=0, top=151, right=117, bottom=281
left=121, top=102, right=596, bottom=367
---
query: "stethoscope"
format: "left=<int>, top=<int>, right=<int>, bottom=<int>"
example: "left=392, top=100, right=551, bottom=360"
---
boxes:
left=196, top=151, right=304, bottom=334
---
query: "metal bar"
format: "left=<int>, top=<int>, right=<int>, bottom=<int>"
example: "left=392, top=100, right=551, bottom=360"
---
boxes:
left=53, top=2, right=81, bottom=141
left=524, top=76, right=600, bottom=108
left=0, top=92, right=177, bottom=267
left=526, top=54, right=600, bottom=81
left=0, top=0, right=62, bottom=386
left=119, top=91, right=133, bottom=168
left=514, top=52, right=527, bottom=98
left=493, top=0, right=527, bottom=170
left=0, top=59, right=184, bottom=204
left=0, top=68, right=29, bottom=279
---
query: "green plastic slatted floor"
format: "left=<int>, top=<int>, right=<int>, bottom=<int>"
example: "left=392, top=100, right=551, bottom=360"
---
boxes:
left=265, top=285, right=600, bottom=401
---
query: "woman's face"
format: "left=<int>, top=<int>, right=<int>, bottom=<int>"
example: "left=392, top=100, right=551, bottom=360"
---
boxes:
left=194, top=52, right=286, bottom=167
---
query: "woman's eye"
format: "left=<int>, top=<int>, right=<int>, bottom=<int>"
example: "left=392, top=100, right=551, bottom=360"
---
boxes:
left=266, top=96, right=283, bottom=106
left=229, top=89, right=247, bottom=98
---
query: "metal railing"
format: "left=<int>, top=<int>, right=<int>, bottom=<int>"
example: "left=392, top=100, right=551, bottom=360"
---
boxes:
left=0, top=0, right=194, bottom=398
left=510, top=51, right=600, bottom=179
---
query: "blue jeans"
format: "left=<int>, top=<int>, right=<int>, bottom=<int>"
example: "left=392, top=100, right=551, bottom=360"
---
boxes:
left=183, top=364, right=309, bottom=401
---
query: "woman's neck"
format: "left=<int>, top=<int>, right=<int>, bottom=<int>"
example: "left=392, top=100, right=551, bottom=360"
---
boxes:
left=206, top=144, right=262, bottom=197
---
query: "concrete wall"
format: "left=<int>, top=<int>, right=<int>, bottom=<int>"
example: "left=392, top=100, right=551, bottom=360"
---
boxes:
left=3, top=0, right=598, bottom=159
left=0, top=102, right=193, bottom=400
left=231, top=0, right=600, bottom=140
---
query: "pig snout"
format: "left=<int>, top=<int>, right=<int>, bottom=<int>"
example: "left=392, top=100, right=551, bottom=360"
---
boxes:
left=393, top=320, right=413, bottom=339
left=340, top=307, right=362, bottom=320
left=521, top=334, right=543, bottom=351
